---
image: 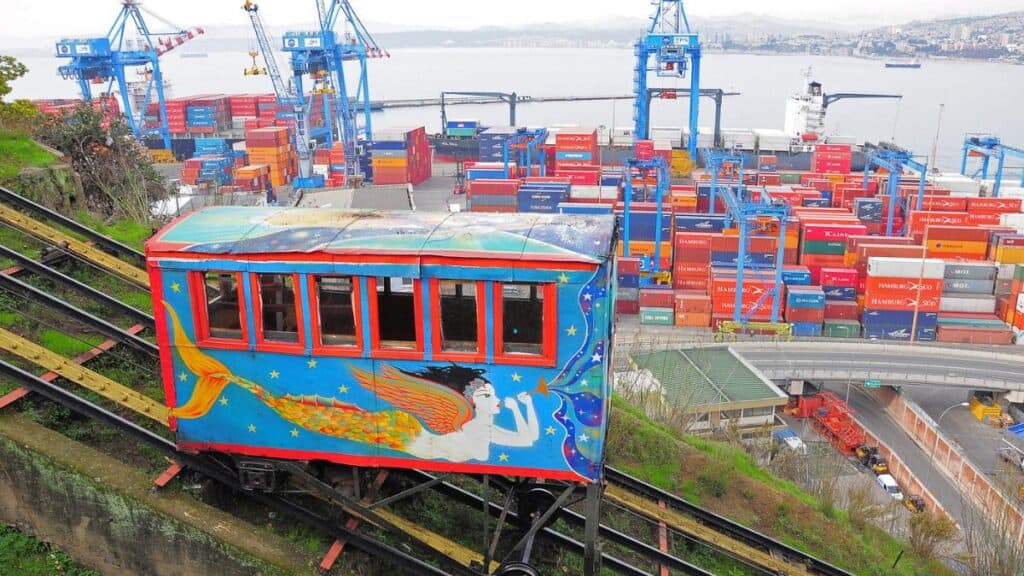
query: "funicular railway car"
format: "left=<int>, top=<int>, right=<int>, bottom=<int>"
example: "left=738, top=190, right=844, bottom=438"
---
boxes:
left=145, top=208, right=617, bottom=494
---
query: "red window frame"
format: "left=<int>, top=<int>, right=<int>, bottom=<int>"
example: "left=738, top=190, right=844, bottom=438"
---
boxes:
left=307, top=274, right=363, bottom=357
left=492, top=282, right=557, bottom=367
left=250, top=272, right=305, bottom=354
left=191, top=270, right=249, bottom=351
left=431, top=278, right=487, bottom=364
left=367, top=276, right=424, bottom=360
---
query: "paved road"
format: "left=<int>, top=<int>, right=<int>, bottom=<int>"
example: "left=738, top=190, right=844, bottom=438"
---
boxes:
left=817, top=381, right=969, bottom=527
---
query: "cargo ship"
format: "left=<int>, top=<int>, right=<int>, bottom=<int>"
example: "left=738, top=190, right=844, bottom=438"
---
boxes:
left=431, top=74, right=868, bottom=173
left=884, top=58, right=922, bottom=69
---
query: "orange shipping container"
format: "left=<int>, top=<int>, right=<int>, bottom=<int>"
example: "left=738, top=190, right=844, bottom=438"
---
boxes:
left=675, top=312, right=711, bottom=327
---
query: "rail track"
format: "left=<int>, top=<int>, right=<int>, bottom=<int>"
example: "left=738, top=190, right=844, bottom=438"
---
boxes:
left=0, top=186, right=856, bottom=575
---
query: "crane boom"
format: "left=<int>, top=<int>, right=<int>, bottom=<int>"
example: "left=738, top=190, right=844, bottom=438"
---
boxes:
left=243, top=1, right=314, bottom=179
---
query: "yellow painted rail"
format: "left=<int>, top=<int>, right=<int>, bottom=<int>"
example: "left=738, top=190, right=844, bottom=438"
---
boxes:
left=0, top=327, right=167, bottom=424
left=0, top=203, right=150, bottom=288
left=604, top=484, right=812, bottom=576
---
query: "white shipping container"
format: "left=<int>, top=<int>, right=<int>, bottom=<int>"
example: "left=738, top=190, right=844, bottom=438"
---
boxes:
left=1016, top=293, right=1024, bottom=314
left=650, top=126, right=683, bottom=146
left=312, top=164, right=329, bottom=176
left=867, top=257, right=946, bottom=279
left=722, top=128, right=756, bottom=150
left=1000, top=213, right=1024, bottom=232
left=999, top=263, right=1018, bottom=280
left=939, top=295, right=997, bottom=314
left=932, top=174, right=982, bottom=196
left=570, top=185, right=619, bottom=201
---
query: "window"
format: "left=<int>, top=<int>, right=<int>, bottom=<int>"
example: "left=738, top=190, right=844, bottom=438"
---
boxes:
left=202, top=272, right=243, bottom=340
left=742, top=406, right=774, bottom=418
left=438, top=281, right=480, bottom=353
left=501, top=283, right=545, bottom=355
left=257, top=273, right=300, bottom=344
left=315, top=276, right=358, bottom=346
left=374, top=277, right=417, bottom=349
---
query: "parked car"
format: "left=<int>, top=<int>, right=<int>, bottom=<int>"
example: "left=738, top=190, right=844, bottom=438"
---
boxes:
left=876, top=474, right=904, bottom=501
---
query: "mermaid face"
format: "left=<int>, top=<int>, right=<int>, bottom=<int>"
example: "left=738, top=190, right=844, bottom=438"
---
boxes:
left=471, top=381, right=501, bottom=415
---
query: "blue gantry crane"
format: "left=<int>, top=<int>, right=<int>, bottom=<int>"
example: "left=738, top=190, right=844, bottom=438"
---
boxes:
left=243, top=1, right=318, bottom=183
left=633, top=1, right=702, bottom=157
left=502, top=128, right=549, bottom=178
left=961, top=135, right=1024, bottom=198
left=621, top=156, right=672, bottom=284
left=281, top=0, right=387, bottom=180
left=861, top=142, right=929, bottom=236
left=703, top=148, right=790, bottom=325
left=55, top=0, right=204, bottom=149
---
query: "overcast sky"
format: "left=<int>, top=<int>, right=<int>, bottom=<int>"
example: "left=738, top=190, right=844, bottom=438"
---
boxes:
left=2, top=0, right=1020, bottom=38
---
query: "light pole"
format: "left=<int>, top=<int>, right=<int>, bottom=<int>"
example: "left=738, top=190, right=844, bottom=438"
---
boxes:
left=932, top=401, right=970, bottom=457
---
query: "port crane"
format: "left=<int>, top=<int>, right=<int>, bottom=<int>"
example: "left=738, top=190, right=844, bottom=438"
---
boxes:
left=645, top=88, right=739, bottom=148
left=440, top=92, right=520, bottom=135
left=55, top=0, right=204, bottom=149
left=703, top=148, right=789, bottom=326
left=243, top=1, right=318, bottom=184
left=862, top=142, right=928, bottom=236
left=633, top=1, right=702, bottom=157
left=961, top=135, right=1024, bottom=198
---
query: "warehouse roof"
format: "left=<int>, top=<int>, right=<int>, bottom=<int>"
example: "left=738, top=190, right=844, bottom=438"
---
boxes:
left=630, top=347, right=787, bottom=409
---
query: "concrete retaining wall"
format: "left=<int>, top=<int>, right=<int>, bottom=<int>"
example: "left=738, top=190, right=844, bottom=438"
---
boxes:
left=871, top=388, right=1024, bottom=545
left=0, top=413, right=316, bottom=576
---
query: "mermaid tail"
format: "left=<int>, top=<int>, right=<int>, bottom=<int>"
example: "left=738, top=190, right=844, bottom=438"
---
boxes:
left=164, top=301, right=423, bottom=450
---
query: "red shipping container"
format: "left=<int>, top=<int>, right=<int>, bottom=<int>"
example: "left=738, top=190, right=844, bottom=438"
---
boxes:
left=619, top=257, right=642, bottom=275
left=673, top=262, right=711, bottom=278
left=815, top=144, right=852, bottom=153
left=674, top=277, right=710, bottom=291
left=925, top=226, right=991, bottom=242
left=907, top=211, right=970, bottom=235
left=639, top=289, right=675, bottom=309
left=802, top=223, right=868, bottom=242
left=616, top=300, right=640, bottom=315
left=966, top=197, right=1022, bottom=214
left=966, top=212, right=1003, bottom=226
left=673, top=232, right=713, bottom=251
left=785, top=308, right=825, bottom=323
left=824, top=300, right=858, bottom=320
left=906, top=196, right=968, bottom=212
left=635, top=140, right=655, bottom=161
left=674, top=292, right=712, bottom=314
left=820, top=268, right=858, bottom=287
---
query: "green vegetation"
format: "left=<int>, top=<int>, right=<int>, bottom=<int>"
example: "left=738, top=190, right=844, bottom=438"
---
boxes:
left=606, top=396, right=953, bottom=576
left=75, top=210, right=152, bottom=251
left=0, top=524, right=99, bottom=576
left=38, top=329, right=104, bottom=358
left=0, top=130, right=55, bottom=181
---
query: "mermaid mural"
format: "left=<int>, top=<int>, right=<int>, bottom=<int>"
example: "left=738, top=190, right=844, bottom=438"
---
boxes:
left=164, top=303, right=541, bottom=462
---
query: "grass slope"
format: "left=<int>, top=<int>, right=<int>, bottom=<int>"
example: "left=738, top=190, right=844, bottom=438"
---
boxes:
left=0, top=131, right=56, bottom=181
left=606, top=397, right=952, bottom=576
left=0, top=524, right=99, bottom=576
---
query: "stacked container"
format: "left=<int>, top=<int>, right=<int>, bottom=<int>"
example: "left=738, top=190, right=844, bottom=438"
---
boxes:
left=812, top=144, right=852, bottom=174
left=245, top=127, right=291, bottom=188
left=553, top=130, right=599, bottom=184
left=615, top=203, right=672, bottom=270
left=674, top=291, right=712, bottom=327
left=371, top=127, right=431, bottom=185
left=936, top=262, right=1010, bottom=343
left=798, top=223, right=867, bottom=283
left=925, top=226, right=990, bottom=260
left=785, top=286, right=825, bottom=336
left=478, top=127, right=520, bottom=162
left=466, top=179, right=520, bottom=213
left=616, top=257, right=641, bottom=315
left=639, top=287, right=676, bottom=326
left=673, top=232, right=712, bottom=291
left=710, top=270, right=778, bottom=325
left=862, top=257, right=944, bottom=341
left=517, top=181, right=571, bottom=214
left=446, top=120, right=479, bottom=138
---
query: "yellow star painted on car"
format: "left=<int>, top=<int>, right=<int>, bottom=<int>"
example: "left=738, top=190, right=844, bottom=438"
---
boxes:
left=511, top=372, right=522, bottom=383
left=219, top=397, right=229, bottom=406
left=498, top=453, right=510, bottom=462
left=269, top=370, right=280, bottom=379
left=338, top=385, right=349, bottom=394
left=566, top=325, right=578, bottom=336
left=307, top=359, right=317, bottom=368
left=545, top=426, right=557, bottom=436
left=290, top=429, right=299, bottom=438
left=178, top=372, right=188, bottom=382
left=247, top=424, right=256, bottom=433
left=171, top=282, right=181, bottom=293
left=558, top=272, right=570, bottom=284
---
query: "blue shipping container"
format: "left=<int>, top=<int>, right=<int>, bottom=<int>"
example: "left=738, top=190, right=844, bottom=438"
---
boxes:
left=711, top=251, right=776, bottom=267
left=786, top=289, right=826, bottom=308
left=821, top=286, right=858, bottom=301
left=674, top=214, right=727, bottom=232
left=558, top=202, right=613, bottom=215
left=791, top=322, right=823, bottom=337
left=617, top=274, right=640, bottom=288
left=782, top=269, right=812, bottom=286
